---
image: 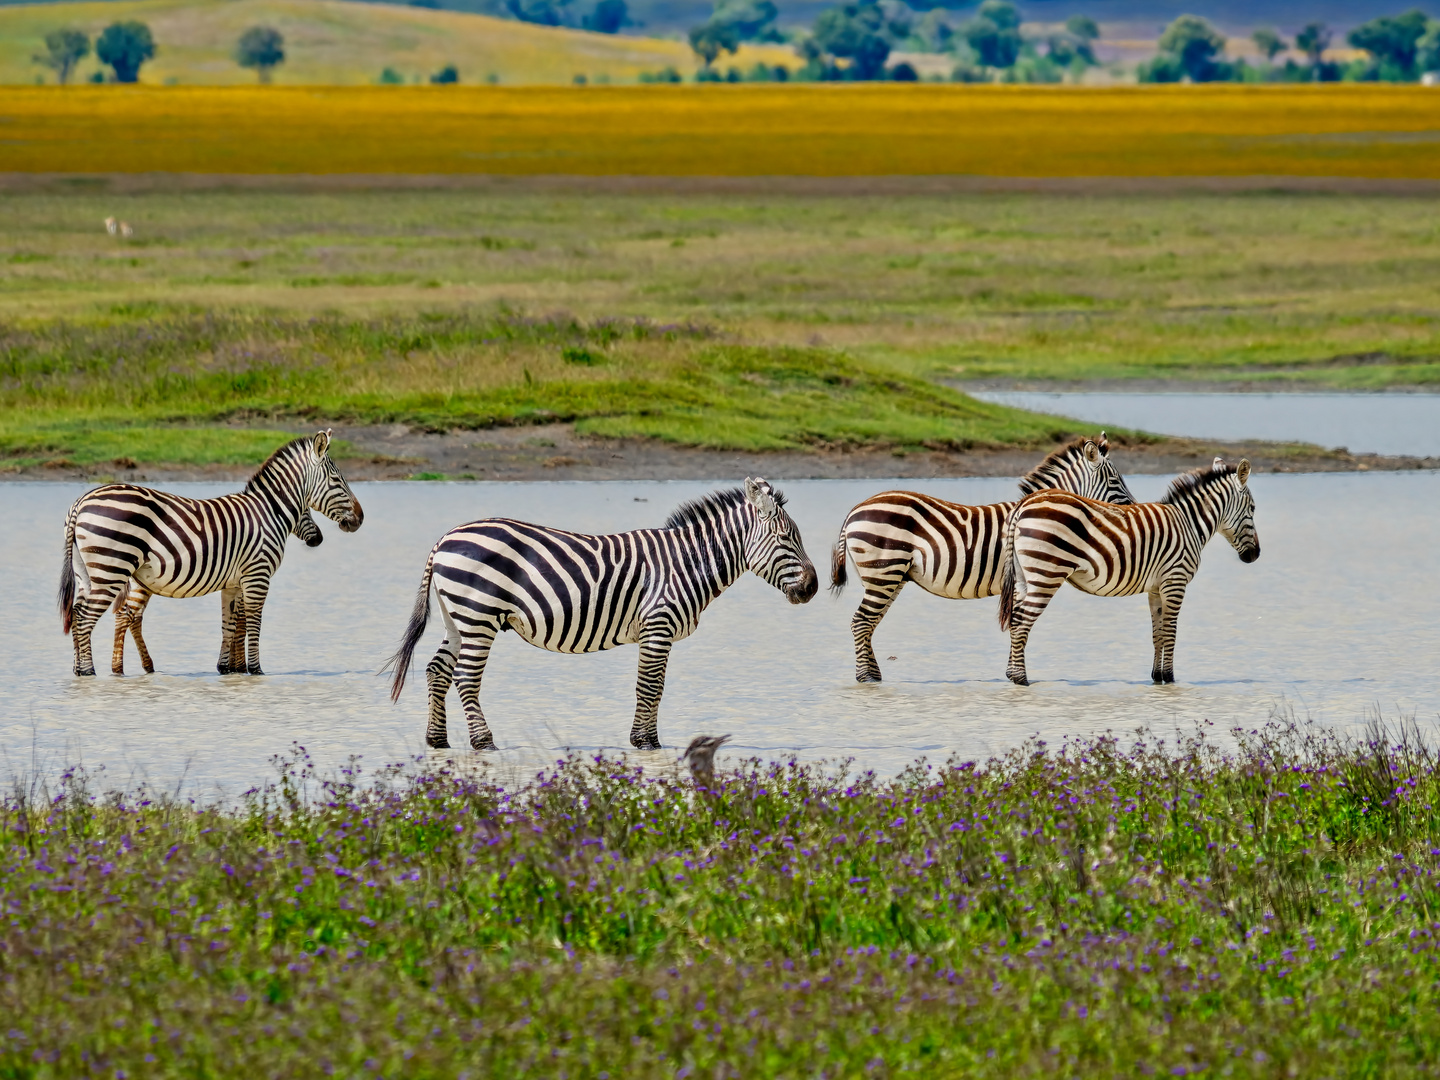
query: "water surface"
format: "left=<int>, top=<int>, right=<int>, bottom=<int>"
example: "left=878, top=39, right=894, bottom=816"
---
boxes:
left=971, top=391, right=1440, bottom=458
left=3, top=474, right=1436, bottom=796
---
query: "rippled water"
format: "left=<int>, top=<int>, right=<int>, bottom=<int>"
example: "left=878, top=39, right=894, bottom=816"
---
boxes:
left=970, top=391, right=1440, bottom=458
left=4, top=474, right=1437, bottom=796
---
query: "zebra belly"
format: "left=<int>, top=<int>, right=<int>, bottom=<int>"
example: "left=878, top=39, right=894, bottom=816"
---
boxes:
left=132, top=556, right=235, bottom=599
left=510, top=615, right=638, bottom=654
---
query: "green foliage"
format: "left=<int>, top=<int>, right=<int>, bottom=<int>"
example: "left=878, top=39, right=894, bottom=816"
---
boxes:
left=506, top=0, right=571, bottom=26
left=95, top=20, right=154, bottom=83
left=1140, top=14, right=1232, bottom=83
left=1296, top=21, right=1331, bottom=63
left=9, top=718, right=1440, bottom=1075
left=582, top=0, right=627, bottom=33
left=806, top=0, right=891, bottom=80
left=31, top=27, right=88, bottom=84
left=429, top=63, right=459, bottom=83
left=1348, top=9, right=1431, bottom=80
left=378, top=65, right=404, bottom=83
left=1252, top=26, right=1286, bottom=61
left=961, top=0, right=1022, bottom=68
left=688, top=19, right=740, bottom=66
left=235, top=25, right=284, bottom=82
left=638, top=64, right=683, bottom=82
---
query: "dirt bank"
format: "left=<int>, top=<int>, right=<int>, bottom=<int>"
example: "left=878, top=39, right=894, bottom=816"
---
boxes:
left=10, top=422, right=1435, bottom=485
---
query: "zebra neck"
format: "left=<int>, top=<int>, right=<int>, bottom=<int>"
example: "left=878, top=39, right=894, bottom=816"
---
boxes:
left=1168, top=489, right=1224, bottom=546
left=675, top=513, right=748, bottom=600
left=247, top=469, right=309, bottom=533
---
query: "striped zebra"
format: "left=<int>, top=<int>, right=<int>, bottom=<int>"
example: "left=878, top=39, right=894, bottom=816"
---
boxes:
left=386, top=478, right=818, bottom=751
left=59, top=432, right=363, bottom=677
left=998, top=457, right=1260, bottom=686
left=830, top=435, right=1135, bottom=682
left=108, top=511, right=324, bottom=676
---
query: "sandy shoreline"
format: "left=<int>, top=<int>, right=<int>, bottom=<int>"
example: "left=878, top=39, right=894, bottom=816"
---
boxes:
left=7, top=421, right=1435, bottom=484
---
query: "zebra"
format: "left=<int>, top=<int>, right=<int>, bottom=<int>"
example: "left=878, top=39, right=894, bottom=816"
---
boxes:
left=830, top=435, right=1136, bottom=682
left=998, top=457, right=1260, bottom=686
left=386, top=478, right=818, bottom=752
left=59, top=431, right=363, bottom=677
left=108, top=510, right=324, bottom=676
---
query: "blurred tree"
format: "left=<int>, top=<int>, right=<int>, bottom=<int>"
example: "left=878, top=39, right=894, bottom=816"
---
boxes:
left=963, top=0, right=1022, bottom=68
left=507, top=0, right=571, bottom=26
left=235, top=26, right=285, bottom=83
left=1418, top=22, right=1440, bottom=74
left=33, top=28, right=89, bottom=84
left=583, top=0, right=628, bottom=32
left=1251, top=27, right=1286, bottom=61
left=689, top=20, right=741, bottom=65
left=1047, top=13, right=1099, bottom=68
left=1295, top=22, right=1330, bottom=64
left=96, top=21, right=154, bottom=84
left=812, top=1, right=891, bottom=78
left=379, top=66, right=405, bottom=83
left=1065, top=14, right=1098, bottom=42
left=1348, top=10, right=1429, bottom=80
left=1153, top=14, right=1229, bottom=81
left=430, top=64, right=459, bottom=82
left=889, top=60, right=918, bottom=79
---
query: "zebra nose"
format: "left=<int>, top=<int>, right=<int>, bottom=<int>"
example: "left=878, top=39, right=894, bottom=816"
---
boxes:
left=788, top=563, right=818, bottom=604
left=340, top=495, right=364, bottom=532
left=1240, top=543, right=1260, bottom=564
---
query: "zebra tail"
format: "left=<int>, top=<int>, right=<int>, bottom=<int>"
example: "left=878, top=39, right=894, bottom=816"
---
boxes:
left=829, top=524, right=849, bottom=595
left=58, top=502, right=79, bottom=635
left=997, top=509, right=1018, bottom=633
left=385, top=551, right=435, bottom=702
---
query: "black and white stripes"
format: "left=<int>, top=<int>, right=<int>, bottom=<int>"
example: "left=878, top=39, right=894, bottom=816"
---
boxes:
left=59, top=431, right=362, bottom=677
left=830, top=435, right=1136, bottom=682
left=998, top=457, right=1260, bottom=685
left=386, top=477, right=818, bottom=751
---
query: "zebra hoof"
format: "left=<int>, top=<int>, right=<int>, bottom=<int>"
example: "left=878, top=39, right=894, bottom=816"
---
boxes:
left=470, top=735, right=495, bottom=752
left=855, top=669, right=882, bottom=683
left=630, top=735, right=662, bottom=751
left=1006, top=668, right=1029, bottom=687
left=246, top=666, right=265, bottom=676
left=74, top=665, right=96, bottom=677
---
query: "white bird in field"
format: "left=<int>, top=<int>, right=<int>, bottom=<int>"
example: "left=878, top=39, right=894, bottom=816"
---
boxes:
left=104, top=217, right=117, bottom=235
left=119, top=222, right=133, bottom=238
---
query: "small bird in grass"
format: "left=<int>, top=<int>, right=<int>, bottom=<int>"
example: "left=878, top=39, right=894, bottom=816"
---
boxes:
left=682, top=733, right=730, bottom=792
left=104, top=216, right=117, bottom=235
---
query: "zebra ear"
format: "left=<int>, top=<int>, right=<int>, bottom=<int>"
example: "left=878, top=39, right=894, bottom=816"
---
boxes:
left=1236, top=459, right=1251, bottom=485
left=1212, top=456, right=1225, bottom=472
left=1083, top=440, right=1101, bottom=465
left=744, top=477, right=778, bottom=520
left=1097, top=431, right=1109, bottom=455
left=313, top=430, right=332, bottom=457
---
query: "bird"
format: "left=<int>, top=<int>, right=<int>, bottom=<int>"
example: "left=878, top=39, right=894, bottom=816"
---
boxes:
left=682, top=733, right=731, bottom=792
left=119, top=222, right=133, bottom=238
left=104, top=217, right=117, bottom=235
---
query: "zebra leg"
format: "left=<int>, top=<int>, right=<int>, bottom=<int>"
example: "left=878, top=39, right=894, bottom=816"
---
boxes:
left=851, top=577, right=905, bottom=683
left=1005, top=577, right=1063, bottom=687
left=239, top=576, right=271, bottom=676
left=629, top=632, right=674, bottom=751
left=113, top=585, right=154, bottom=675
left=72, top=578, right=128, bottom=677
left=1148, top=587, right=1166, bottom=684
left=1152, top=579, right=1189, bottom=684
left=452, top=620, right=500, bottom=751
left=217, top=587, right=242, bottom=674
left=424, top=635, right=460, bottom=749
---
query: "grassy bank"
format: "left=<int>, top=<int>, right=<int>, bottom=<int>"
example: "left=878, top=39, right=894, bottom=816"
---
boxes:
left=4, top=187, right=1438, bottom=467
left=6, top=717, right=1440, bottom=1076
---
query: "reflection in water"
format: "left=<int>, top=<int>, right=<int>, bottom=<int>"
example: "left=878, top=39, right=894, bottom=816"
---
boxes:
left=3, top=473, right=1437, bottom=796
left=970, top=391, right=1440, bottom=459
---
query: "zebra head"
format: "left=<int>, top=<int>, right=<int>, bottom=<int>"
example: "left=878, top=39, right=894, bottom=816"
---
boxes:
left=743, top=477, right=818, bottom=604
left=292, top=510, right=324, bottom=548
left=305, top=431, right=364, bottom=533
left=1214, top=457, right=1260, bottom=563
left=1019, top=433, right=1136, bottom=504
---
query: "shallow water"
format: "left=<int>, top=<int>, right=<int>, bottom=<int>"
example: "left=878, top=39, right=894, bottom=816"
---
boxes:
left=970, top=391, right=1440, bottom=458
left=4, top=474, right=1437, bottom=796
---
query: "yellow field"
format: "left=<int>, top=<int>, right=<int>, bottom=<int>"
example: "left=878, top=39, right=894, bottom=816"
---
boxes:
left=4, top=85, right=1440, bottom=176
left=1, top=0, right=794, bottom=87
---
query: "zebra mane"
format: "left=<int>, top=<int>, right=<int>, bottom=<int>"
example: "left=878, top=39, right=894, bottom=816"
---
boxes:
left=1018, top=437, right=1107, bottom=496
left=244, top=438, right=309, bottom=495
left=1160, top=463, right=1237, bottom=504
left=663, top=486, right=786, bottom=530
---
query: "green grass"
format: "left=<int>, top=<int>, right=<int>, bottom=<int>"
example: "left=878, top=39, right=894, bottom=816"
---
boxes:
left=8, top=715, right=1440, bottom=1076
left=4, top=187, right=1438, bottom=466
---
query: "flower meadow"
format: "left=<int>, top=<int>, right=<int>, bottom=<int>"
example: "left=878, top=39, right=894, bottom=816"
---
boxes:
left=6, top=717, right=1440, bottom=1077
left=5, top=85, right=1440, bottom=178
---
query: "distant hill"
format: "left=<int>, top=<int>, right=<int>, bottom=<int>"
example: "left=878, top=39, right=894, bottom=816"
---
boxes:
left=2, top=0, right=795, bottom=85
left=4, top=0, right=1428, bottom=37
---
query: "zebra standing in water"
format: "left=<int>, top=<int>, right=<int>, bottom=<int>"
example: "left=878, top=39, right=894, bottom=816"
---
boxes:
left=59, top=431, right=363, bottom=677
left=831, top=435, right=1135, bottom=682
left=998, top=457, right=1260, bottom=686
left=108, top=511, right=325, bottom=676
left=387, top=478, right=818, bottom=751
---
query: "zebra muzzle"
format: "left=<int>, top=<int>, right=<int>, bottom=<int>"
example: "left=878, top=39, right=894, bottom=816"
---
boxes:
left=338, top=496, right=365, bottom=533
left=786, top=564, right=819, bottom=604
